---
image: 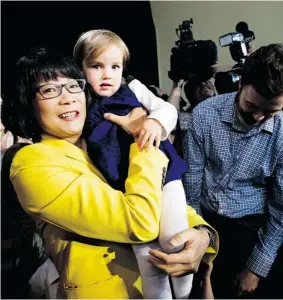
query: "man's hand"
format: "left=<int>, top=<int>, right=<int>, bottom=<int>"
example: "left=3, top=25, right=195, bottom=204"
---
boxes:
left=104, top=107, right=147, bottom=136
left=148, top=228, right=210, bottom=277
left=233, top=267, right=260, bottom=296
left=172, top=79, right=185, bottom=89
left=137, top=118, right=163, bottom=151
left=148, top=85, right=168, bottom=98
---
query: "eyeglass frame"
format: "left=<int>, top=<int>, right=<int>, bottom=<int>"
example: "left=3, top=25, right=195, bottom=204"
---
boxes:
left=35, top=79, right=87, bottom=100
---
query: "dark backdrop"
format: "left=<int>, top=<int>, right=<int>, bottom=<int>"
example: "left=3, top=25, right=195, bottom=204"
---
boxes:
left=1, top=1, right=159, bottom=95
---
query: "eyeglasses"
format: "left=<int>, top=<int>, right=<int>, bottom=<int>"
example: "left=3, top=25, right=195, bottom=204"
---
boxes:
left=36, top=79, right=86, bottom=100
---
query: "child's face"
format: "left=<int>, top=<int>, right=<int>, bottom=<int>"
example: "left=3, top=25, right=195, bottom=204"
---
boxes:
left=83, top=44, right=123, bottom=97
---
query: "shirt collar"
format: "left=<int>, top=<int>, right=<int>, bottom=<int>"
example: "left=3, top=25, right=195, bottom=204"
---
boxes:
left=220, top=92, right=237, bottom=124
left=220, top=92, right=274, bottom=134
left=46, top=258, right=60, bottom=285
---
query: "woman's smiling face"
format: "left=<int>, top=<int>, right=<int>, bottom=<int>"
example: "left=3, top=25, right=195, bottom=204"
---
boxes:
left=33, top=76, right=86, bottom=144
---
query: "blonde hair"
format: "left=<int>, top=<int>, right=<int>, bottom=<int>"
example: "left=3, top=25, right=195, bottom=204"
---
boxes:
left=73, top=29, right=130, bottom=69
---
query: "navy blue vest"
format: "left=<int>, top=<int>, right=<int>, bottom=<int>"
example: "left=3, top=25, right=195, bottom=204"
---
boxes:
left=87, top=84, right=187, bottom=192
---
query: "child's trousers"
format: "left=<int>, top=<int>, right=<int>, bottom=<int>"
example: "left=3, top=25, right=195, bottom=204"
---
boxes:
left=133, top=180, right=193, bottom=299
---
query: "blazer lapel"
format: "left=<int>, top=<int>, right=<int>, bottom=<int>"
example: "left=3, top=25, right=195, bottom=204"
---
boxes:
left=40, top=135, right=107, bottom=182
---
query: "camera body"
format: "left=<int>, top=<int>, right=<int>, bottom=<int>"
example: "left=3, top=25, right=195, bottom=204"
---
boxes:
left=215, top=67, right=242, bottom=94
left=215, top=32, right=247, bottom=94
left=168, top=19, right=218, bottom=81
left=215, top=22, right=255, bottom=94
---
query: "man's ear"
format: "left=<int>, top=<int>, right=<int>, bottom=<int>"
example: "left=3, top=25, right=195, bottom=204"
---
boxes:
left=238, top=79, right=242, bottom=90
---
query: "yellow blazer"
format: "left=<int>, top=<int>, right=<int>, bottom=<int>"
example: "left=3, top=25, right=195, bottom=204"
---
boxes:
left=10, top=135, right=218, bottom=299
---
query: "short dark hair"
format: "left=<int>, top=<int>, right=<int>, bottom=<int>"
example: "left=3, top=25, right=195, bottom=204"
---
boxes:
left=241, top=43, right=283, bottom=99
left=184, top=76, right=217, bottom=110
left=1, top=47, right=86, bottom=142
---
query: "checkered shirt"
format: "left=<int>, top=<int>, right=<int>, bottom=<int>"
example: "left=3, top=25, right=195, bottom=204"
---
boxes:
left=182, top=92, right=283, bottom=277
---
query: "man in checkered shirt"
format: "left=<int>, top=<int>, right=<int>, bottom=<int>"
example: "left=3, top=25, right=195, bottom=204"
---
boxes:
left=183, top=44, right=283, bottom=298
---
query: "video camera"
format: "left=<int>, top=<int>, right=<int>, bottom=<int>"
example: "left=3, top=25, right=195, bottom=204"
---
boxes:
left=168, top=19, right=218, bottom=81
left=215, top=22, right=255, bottom=94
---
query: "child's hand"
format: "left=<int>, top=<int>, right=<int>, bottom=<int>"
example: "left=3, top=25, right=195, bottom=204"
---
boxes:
left=137, top=118, right=163, bottom=151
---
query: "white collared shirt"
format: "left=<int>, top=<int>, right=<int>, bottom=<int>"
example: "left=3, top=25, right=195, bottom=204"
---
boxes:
left=29, top=258, right=60, bottom=299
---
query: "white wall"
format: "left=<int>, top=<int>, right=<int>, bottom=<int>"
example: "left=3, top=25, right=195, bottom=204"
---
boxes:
left=150, top=1, right=283, bottom=92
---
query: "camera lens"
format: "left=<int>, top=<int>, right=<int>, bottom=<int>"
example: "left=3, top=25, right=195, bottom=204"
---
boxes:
left=231, top=73, right=241, bottom=83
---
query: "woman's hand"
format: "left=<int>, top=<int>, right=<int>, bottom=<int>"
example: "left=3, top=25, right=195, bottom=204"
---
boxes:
left=148, top=228, right=210, bottom=277
left=104, top=107, right=147, bottom=137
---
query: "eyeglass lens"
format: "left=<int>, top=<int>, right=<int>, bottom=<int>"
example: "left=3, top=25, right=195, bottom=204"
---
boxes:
left=39, top=80, right=85, bottom=99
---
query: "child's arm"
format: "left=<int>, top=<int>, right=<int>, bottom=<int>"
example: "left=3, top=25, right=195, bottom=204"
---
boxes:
left=201, top=263, right=214, bottom=299
left=128, top=79, right=178, bottom=142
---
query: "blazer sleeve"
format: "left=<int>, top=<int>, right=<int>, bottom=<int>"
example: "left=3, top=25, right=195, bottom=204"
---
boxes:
left=128, top=79, right=178, bottom=140
left=187, top=205, right=219, bottom=264
left=10, top=143, right=168, bottom=244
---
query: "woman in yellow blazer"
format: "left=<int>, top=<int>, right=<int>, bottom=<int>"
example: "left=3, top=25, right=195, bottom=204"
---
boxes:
left=2, top=47, right=218, bottom=299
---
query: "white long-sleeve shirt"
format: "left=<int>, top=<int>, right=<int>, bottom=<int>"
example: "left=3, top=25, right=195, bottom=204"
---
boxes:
left=128, top=79, right=178, bottom=140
